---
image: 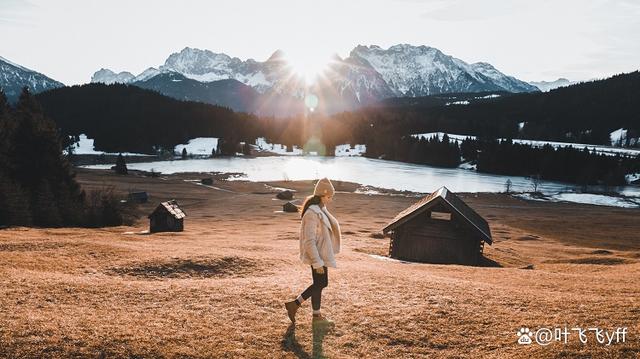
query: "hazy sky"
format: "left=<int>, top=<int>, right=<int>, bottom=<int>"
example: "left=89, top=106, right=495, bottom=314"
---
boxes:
left=1, top=0, right=639, bottom=85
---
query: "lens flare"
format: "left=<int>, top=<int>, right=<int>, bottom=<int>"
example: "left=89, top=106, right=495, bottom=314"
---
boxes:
left=304, top=93, right=319, bottom=110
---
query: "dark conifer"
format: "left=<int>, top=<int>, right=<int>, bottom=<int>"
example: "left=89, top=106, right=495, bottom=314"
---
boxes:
left=115, top=153, right=128, bottom=174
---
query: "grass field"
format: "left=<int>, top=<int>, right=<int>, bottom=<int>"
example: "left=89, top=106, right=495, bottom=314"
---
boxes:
left=0, top=169, right=638, bottom=358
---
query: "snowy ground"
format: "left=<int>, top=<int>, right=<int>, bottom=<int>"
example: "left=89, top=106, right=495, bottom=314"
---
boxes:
left=514, top=192, right=639, bottom=209
left=627, top=173, right=640, bottom=183
left=254, top=137, right=366, bottom=157
left=610, top=128, right=639, bottom=147
left=174, top=137, right=219, bottom=157
left=335, top=144, right=366, bottom=157
left=68, top=134, right=153, bottom=156
left=413, top=132, right=640, bottom=157
left=254, top=137, right=303, bottom=155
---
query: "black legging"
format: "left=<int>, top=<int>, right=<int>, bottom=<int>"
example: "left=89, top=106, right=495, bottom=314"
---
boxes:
left=300, top=266, right=328, bottom=310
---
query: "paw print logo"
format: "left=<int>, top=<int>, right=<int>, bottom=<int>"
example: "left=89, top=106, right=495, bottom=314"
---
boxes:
left=517, top=327, right=532, bottom=345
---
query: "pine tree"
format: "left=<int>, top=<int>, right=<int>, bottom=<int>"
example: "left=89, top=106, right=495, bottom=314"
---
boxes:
left=115, top=153, right=128, bottom=174
left=9, top=88, right=84, bottom=226
left=181, top=147, right=188, bottom=159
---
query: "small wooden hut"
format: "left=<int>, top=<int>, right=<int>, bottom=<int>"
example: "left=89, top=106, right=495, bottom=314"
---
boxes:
left=382, top=187, right=492, bottom=265
left=148, top=200, right=186, bottom=233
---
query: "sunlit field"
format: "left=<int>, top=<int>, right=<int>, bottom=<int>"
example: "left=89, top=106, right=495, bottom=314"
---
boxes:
left=1, top=169, right=637, bottom=358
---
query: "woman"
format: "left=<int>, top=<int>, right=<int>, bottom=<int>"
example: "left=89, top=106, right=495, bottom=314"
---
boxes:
left=284, top=178, right=341, bottom=326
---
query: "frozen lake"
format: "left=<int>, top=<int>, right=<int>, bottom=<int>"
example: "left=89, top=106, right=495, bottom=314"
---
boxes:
left=83, top=156, right=640, bottom=199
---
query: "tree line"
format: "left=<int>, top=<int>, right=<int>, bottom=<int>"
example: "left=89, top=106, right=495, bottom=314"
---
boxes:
left=0, top=88, right=133, bottom=227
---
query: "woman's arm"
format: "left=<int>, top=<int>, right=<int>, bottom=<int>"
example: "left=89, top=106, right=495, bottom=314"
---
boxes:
left=301, top=211, right=324, bottom=269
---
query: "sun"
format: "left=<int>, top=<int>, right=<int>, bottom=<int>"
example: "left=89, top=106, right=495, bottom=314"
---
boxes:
left=283, top=50, right=334, bottom=84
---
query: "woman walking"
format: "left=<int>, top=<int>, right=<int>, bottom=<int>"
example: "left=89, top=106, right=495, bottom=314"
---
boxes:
left=285, top=178, right=341, bottom=326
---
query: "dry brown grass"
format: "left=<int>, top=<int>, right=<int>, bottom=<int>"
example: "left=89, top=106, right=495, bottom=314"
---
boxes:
left=0, top=168, right=638, bottom=358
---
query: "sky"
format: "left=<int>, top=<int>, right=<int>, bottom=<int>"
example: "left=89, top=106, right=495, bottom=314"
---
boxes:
left=1, top=0, right=639, bottom=85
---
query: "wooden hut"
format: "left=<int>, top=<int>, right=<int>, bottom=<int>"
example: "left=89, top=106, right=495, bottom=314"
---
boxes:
left=148, top=200, right=186, bottom=233
left=382, top=187, right=492, bottom=265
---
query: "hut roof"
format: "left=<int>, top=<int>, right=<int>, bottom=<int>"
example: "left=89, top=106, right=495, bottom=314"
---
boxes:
left=148, top=200, right=186, bottom=219
left=382, top=187, right=492, bottom=244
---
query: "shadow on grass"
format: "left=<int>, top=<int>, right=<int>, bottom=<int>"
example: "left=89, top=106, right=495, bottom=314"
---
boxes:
left=282, top=323, right=331, bottom=359
left=478, top=255, right=502, bottom=267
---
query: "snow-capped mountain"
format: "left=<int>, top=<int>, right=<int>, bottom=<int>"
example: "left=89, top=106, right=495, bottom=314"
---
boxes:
left=0, top=55, right=64, bottom=102
left=90, top=68, right=135, bottom=84
left=348, top=44, right=538, bottom=96
left=90, top=44, right=538, bottom=114
left=529, top=78, right=576, bottom=92
left=132, top=67, right=161, bottom=82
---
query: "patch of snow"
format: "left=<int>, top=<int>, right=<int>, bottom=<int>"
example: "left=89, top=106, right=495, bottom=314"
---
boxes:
left=553, top=193, right=639, bottom=208
left=67, top=134, right=152, bottom=156
left=515, top=192, right=639, bottom=208
left=458, top=161, right=476, bottom=170
left=626, top=173, right=640, bottom=183
left=608, top=128, right=637, bottom=147
left=518, top=122, right=525, bottom=131
left=476, top=94, right=501, bottom=99
left=254, top=137, right=304, bottom=155
left=174, top=137, right=219, bottom=157
left=335, top=144, right=366, bottom=157
left=446, top=100, right=470, bottom=106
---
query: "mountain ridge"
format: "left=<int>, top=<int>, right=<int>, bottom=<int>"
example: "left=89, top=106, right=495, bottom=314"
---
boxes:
left=0, top=55, right=64, bottom=102
left=89, top=44, right=539, bottom=114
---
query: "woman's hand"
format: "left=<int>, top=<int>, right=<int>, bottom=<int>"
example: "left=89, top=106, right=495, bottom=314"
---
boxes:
left=314, top=267, right=325, bottom=274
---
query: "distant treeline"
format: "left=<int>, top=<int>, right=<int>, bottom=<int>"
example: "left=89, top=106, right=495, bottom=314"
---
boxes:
left=364, top=134, right=462, bottom=168
left=0, top=88, right=134, bottom=227
left=462, top=138, right=638, bottom=186
left=36, top=83, right=263, bottom=154
left=359, top=133, right=638, bottom=186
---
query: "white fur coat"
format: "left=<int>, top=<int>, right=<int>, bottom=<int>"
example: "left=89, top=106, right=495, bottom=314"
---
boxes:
left=299, top=204, right=341, bottom=268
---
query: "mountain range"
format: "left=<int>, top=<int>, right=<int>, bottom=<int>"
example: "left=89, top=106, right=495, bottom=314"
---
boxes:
left=89, top=45, right=540, bottom=114
left=528, top=78, right=577, bottom=92
left=0, top=56, right=64, bottom=102
left=1, top=45, right=561, bottom=115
